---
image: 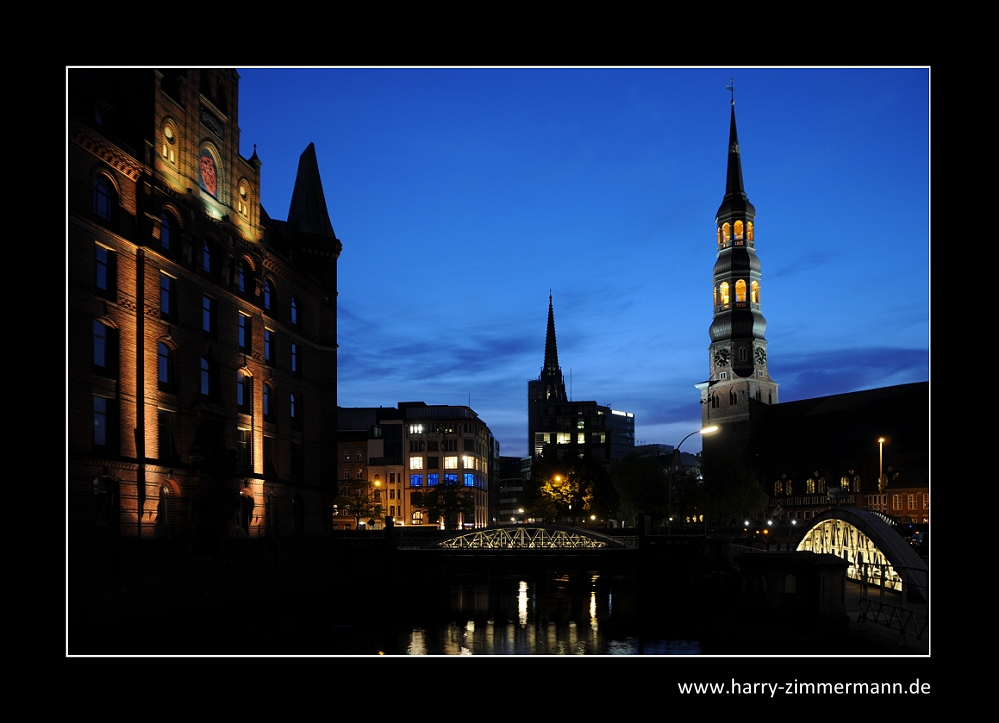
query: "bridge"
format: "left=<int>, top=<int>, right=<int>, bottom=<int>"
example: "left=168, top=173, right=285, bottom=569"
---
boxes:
left=433, top=525, right=632, bottom=550
left=795, top=507, right=927, bottom=601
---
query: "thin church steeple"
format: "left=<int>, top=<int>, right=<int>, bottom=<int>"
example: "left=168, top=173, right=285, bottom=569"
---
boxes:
left=540, top=293, right=567, bottom=402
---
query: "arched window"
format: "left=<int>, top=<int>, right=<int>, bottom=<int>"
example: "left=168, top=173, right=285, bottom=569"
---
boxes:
left=786, top=480, right=793, bottom=496
left=734, top=220, right=744, bottom=239
left=161, top=121, right=176, bottom=164
left=237, top=260, right=251, bottom=295
left=841, top=476, right=850, bottom=489
left=806, top=478, right=816, bottom=494
left=94, top=177, right=112, bottom=220
left=751, top=281, right=760, bottom=304
left=747, top=222, right=754, bottom=241
left=713, top=286, right=718, bottom=307
left=263, top=280, right=275, bottom=311
left=735, top=279, right=747, bottom=302
left=721, top=223, right=730, bottom=243
left=719, top=282, right=730, bottom=305
left=290, top=297, right=299, bottom=325
left=200, top=357, right=218, bottom=399
left=412, top=510, right=423, bottom=525
left=774, top=480, right=783, bottom=495
left=160, top=212, right=172, bottom=250
left=202, top=240, right=212, bottom=274
left=716, top=228, right=721, bottom=246
left=738, top=346, right=747, bottom=361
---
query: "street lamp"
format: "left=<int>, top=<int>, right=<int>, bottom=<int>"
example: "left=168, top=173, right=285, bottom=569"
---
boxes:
left=668, top=425, right=719, bottom=535
left=877, top=436, right=890, bottom=513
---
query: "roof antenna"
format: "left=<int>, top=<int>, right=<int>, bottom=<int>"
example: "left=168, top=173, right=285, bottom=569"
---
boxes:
left=726, top=78, right=735, bottom=105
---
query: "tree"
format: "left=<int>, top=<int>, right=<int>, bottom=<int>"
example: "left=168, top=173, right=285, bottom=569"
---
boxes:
left=610, top=453, right=669, bottom=526
left=697, top=454, right=768, bottom=530
left=413, top=478, right=474, bottom=531
left=334, top=479, right=381, bottom=528
left=523, top=448, right=617, bottom=524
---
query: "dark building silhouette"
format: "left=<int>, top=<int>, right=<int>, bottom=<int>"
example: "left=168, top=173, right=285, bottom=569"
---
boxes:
left=527, top=295, right=634, bottom=462
left=69, top=68, right=341, bottom=541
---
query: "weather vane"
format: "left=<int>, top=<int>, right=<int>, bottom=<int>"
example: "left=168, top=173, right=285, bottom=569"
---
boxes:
left=726, top=78, right=735, bottom=105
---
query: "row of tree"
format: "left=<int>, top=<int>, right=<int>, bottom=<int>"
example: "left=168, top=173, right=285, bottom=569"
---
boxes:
left=522, top=448, right=768, bottom=531
left=333, top=477, right=473, bottom=530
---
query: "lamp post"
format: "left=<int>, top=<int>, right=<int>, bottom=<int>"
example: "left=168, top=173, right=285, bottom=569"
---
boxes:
left=877, top=436, right=890, bottom=513
left=668, top=426, right=718, bottom=535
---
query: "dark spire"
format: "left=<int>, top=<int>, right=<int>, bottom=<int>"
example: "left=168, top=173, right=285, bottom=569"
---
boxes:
left=287, top=142, right=336, bottom=239
left=543, top=293, right=559, bottom=374
left=541, top=294, right=566, bottom=402
left=715, top=102, right=756, bottom=222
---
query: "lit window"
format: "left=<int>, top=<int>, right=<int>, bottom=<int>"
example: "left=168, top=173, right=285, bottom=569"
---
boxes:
left=719, top=282, right=730, bottom=305
left=444, top=474, right=458, bottom=485
left=908, top=494, right=917, bottom=510
left=464, top=473, right=475, bottom=487
left=412, top=510, right=423, bottom=524
left=427, top=473, right=439, bottom=486
left=409, top=424, right=424, bottom=434
left=735, top=279, right=747, bottom=303
left=162, top=123, right=176, bottom=164
left=746, top=222, right=754, bottom=241
left=557, top=433, right=571, bottom=445
left=291, top=297, right=299, bottom=325
left=734, top=220, right=744, bottom=239
left=577, top=433, right=585, bottom=444
left=751, top=281, right=760, bottom=304
left=444, top=456, right=458, bottom=469
left=721, top=222, right=730, bottom=243
left=410, top=474, right=423, bottom=487
left=410, top=457, right=424, bottom=470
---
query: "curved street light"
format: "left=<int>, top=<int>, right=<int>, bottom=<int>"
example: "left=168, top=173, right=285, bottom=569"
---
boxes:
left=668, top=426, right=719, bottom=535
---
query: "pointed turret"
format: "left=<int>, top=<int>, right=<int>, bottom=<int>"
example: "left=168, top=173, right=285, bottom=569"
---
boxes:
left=287, top=142, right=336, bottom=239
left=540, top=294, right=567, bottom=402
left=715, top=103, right=756, bottom=223
left=543, top=294, right=561, bottom=377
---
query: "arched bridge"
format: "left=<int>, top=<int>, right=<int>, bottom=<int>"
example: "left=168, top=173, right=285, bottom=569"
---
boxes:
left=436, top=525, right=630, bottom=550
left=795, top=507, right=927, bottom=600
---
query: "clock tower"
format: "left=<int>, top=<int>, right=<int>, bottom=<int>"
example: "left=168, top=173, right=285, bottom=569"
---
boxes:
left=696, top=97, right=778, bottom=432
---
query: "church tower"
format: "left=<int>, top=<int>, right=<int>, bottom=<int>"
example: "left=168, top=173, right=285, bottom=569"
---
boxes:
left=696, top=96, right=778, bottom=432
left=527, top=294, right=567, bottom=456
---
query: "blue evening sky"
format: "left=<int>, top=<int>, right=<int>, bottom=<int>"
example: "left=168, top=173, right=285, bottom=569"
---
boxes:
left=235, top=67, right=929, bottom=457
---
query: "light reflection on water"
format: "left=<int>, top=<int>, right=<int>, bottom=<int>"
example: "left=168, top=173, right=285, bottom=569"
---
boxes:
left=403, top=574, right=700, bottom=655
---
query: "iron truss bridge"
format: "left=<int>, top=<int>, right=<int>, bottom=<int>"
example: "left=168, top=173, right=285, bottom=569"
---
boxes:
left=436, top=525, right=628, bottom=550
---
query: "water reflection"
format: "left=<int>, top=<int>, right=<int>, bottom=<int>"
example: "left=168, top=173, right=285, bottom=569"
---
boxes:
left=402, top=573, right=700, bottom=655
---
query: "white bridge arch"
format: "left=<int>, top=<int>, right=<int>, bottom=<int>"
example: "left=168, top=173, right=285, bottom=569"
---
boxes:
left=437, top=525, right=625, bottom=549
left=796, top=508, right=927, bottom=599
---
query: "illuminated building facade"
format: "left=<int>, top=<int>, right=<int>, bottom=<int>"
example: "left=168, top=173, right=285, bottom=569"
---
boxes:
left=528, top=295, right=634, bottom=462
left=69, top=69, right=341, bottom=540
left=696, top=99, right=778, bottom=456
left=337, top=403, right=495, bottom=529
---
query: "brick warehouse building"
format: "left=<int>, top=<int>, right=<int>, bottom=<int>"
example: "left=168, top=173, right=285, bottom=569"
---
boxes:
left=68, top=69, right=341, bottom=542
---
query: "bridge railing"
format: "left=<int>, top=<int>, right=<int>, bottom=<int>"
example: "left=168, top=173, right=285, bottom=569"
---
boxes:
left=857, top=561, right=928, bottom=645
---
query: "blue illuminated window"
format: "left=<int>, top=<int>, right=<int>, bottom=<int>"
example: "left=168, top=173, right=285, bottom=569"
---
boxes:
left=427, top=473, right=439, bottom=486
left=464, top=473, right=475, bottom=487
left=410, top=474, right=423, bottom=487
left=444, top=474, right=458, bottom=486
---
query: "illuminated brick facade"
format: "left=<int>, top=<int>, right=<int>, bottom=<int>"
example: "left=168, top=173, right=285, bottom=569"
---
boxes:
left=69, top=69, right=340, bottom=540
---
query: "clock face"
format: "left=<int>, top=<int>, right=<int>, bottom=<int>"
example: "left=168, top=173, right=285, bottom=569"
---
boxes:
left=755, top=347, right=767, bottom=365
left=714, top=348, right=731, bottom=367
